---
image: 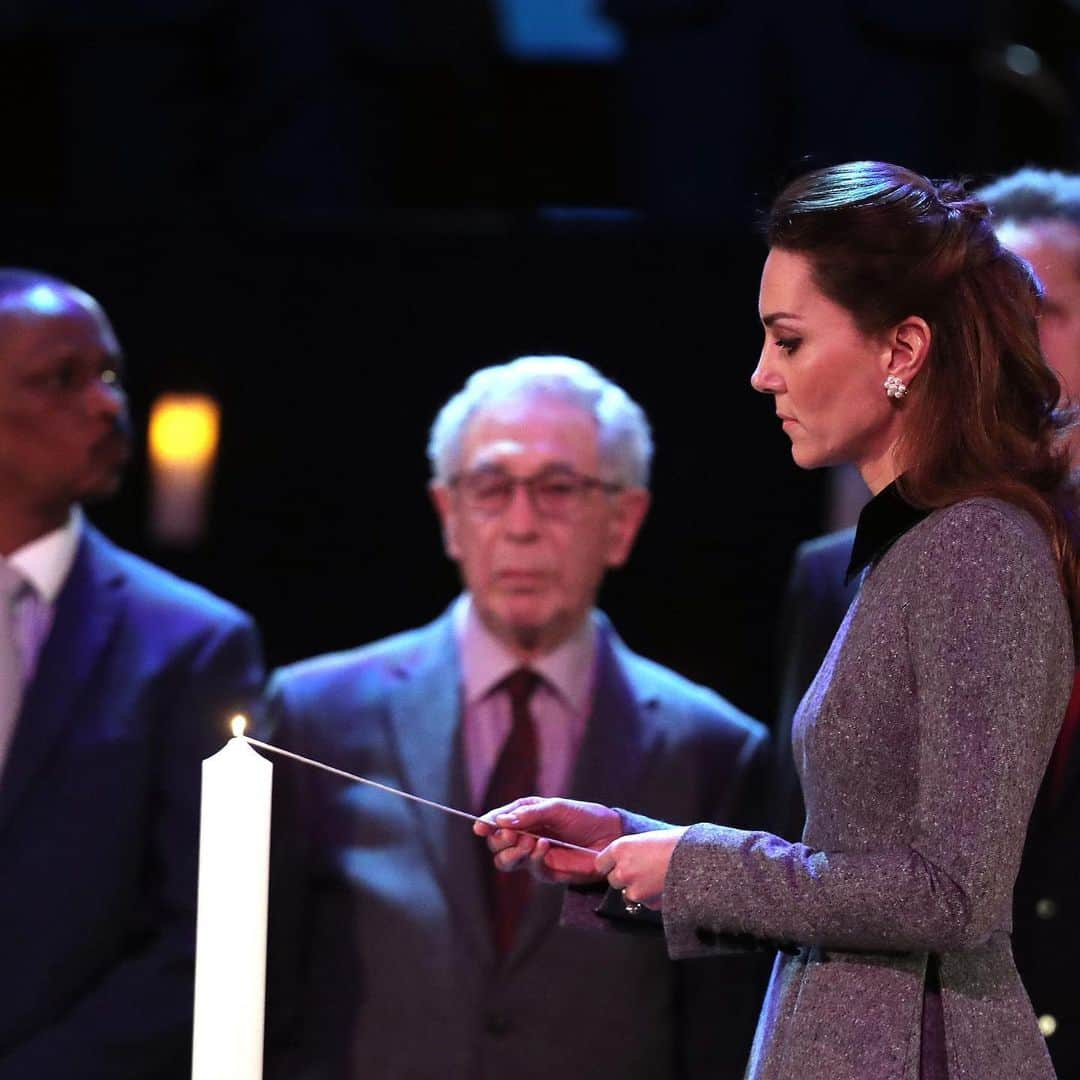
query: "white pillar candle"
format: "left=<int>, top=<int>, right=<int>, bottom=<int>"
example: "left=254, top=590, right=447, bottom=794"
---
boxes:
left=192, top=716, right=273, bottom=1080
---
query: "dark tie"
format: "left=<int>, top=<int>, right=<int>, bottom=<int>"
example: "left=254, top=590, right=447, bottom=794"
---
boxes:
left=483, top=667, right=540, bottom=958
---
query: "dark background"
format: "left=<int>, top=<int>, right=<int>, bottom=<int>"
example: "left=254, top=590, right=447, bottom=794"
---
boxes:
left=2, top=0, right=1079, bottom=724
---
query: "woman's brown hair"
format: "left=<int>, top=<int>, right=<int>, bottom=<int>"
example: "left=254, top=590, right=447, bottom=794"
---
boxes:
left=767, top=160, right=1080, bottom=641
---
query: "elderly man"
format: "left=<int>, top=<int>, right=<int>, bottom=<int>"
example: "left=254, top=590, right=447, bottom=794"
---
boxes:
left=981, top=169, right=1080, bottom=457
left=265, top=356, right=769, bottom=1080
left=0, top=269, right=264, bottom=1079
left=771, top=169, right=1080, bottom=1075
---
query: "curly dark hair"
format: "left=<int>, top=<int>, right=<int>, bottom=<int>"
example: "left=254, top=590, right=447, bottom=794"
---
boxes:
left=767, top=160, right=1080, bottom=643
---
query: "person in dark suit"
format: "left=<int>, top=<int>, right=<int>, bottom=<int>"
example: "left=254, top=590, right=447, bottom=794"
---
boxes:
left=982, top=169, right=1080, bottom=462
left=771, top=167, right=1080, bottom=1075
left=264, top=355, right=770, bottom=1080
left=0, top=269, right=264, bottom=1079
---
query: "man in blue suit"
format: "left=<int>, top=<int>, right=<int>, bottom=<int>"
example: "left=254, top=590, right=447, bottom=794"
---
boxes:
left=265, top=355, right=770, bottom=1079
left=0, top=270, right=264, bottom=1078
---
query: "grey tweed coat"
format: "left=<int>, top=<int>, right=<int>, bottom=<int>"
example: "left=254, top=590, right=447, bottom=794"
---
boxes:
left=654, top=498, right=1073, bottom=1079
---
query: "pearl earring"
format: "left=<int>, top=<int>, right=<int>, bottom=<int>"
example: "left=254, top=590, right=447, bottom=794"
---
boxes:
left=884, top=375, right=908, bottom=400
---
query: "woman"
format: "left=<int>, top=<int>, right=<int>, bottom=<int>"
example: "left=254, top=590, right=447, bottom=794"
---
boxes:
left=475, top=161, right=1079, bottom=1079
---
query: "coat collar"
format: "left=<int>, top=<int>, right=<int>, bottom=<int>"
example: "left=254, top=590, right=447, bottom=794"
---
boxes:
left=846, top=480, right=930, bottom=584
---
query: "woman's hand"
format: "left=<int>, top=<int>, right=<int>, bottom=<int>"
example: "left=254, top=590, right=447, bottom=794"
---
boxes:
left=596, top=828, right=687, bottom=910
left=473, top=797, right=623, bottom=886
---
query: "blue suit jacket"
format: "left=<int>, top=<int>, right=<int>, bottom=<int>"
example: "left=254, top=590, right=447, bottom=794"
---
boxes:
left=264, top=606, right=770, bottom=1080
left=0, top=524, right=264, bottom=1079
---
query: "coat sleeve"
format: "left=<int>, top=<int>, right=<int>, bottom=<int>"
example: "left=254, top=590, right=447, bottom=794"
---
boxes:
left=261, top=670, right=326, bottom=1080
left=661, top=504, right=1073, bottom=961
left=0, top=615, right=265, bottom=1080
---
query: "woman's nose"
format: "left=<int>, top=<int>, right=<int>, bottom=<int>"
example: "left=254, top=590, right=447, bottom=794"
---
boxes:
left=750, top=350, right=782, bottom=394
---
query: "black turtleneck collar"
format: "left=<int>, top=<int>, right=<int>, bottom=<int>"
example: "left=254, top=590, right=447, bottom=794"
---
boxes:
left=845, top=480, right=931, bottom=585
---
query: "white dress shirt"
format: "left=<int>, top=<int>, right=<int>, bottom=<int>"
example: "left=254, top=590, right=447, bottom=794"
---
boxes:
left=4, top=508, right=82, bottom=683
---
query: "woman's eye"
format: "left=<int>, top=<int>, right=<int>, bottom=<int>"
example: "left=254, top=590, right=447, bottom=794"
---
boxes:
left=776, top=338, right=801, bottom=354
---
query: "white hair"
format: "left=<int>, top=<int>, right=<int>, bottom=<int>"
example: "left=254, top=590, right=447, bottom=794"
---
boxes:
left=427, top=355, right=653, bottom=487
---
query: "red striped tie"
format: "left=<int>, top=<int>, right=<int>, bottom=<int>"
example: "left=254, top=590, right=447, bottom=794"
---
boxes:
left=483, top=668, right=540, bottom=958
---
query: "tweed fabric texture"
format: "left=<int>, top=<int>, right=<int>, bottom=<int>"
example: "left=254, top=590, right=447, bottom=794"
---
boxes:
left=659, top=498, right=1073, bottom=1079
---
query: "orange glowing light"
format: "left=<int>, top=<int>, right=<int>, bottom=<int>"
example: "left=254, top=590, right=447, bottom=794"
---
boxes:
left=148, top=394, right=220, bottom=468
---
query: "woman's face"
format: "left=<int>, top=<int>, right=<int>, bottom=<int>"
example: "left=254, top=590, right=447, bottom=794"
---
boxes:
left=751, top=248, right=903, bottom=492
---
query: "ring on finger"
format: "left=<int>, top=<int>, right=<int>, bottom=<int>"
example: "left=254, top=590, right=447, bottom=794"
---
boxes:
left=621, top=887, right=643, bottom=916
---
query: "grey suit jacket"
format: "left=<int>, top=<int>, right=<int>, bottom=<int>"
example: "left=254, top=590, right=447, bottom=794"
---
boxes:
left=651, top=499, right=1072, bottom=1079
left=264, top=605, right=770, bottom=1080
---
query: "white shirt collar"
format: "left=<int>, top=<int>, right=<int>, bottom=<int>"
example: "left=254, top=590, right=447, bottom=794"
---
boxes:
left=8, top=507, right=83, bottom=603
left=454, top=594, right=596, bottom=714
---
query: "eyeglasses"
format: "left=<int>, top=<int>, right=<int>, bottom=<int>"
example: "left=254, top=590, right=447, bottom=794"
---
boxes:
left=449, top=466, right=624, bottom=519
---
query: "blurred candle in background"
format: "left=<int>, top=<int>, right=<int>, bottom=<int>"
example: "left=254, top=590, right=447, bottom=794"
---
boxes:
left=191, top=715, right=273, bottom=1080
left=148, top=393, right=221, bottom=546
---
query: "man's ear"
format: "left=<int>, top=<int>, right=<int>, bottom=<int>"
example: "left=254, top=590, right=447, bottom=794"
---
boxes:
left=429, top=482, right=461, bottom=560
left=605, top=488, right=651, bottom=568
left=885, top=315, right=932, bottom=388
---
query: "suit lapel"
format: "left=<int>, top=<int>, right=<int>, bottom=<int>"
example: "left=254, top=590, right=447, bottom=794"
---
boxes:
left=567, top=618, right=659, bottom=809
left=505, top=616, right=661, bottom=969
left=382, top=612, right=495, bottom=966
left=0, top=526, right=125, bottom=839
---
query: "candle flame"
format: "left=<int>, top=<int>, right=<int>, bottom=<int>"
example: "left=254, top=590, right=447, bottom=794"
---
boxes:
left=230, top=714, right=248, bottom=738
